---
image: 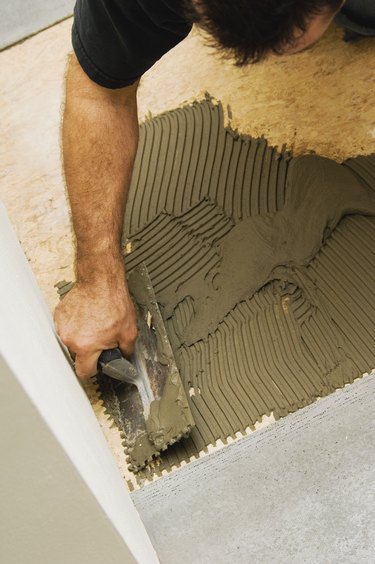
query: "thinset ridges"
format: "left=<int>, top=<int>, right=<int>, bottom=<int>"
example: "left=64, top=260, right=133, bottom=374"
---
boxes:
left=102, top=98, right=375, bottom=483
left=125, top=99, right=290, bottom=235
left=125, top=200, right=231, bottom=300
left=344, top=154, right=375, bottom=192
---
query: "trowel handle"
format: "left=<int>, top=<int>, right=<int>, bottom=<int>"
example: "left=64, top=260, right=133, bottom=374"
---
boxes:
left=98, top=348, right=139, bottom=384
left=98, top=348, right=123, bottom=366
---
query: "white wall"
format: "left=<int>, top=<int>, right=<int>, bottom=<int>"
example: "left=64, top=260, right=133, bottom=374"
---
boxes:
left=0, top=203, right=159, bottom=564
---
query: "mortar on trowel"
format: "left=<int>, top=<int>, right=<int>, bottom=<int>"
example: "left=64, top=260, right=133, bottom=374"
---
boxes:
left=56, top=262, right=195, bottom=471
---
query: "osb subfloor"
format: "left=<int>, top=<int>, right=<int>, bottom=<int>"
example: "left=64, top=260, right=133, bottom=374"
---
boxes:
left=1, top=19, right=374, bottom=486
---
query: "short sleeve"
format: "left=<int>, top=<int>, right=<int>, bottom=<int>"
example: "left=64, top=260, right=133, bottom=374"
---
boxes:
left=72, top=0, right=192, bottom=89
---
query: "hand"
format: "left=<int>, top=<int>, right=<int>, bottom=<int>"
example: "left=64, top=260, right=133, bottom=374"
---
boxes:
left=54, top=268, right=137, bottom=379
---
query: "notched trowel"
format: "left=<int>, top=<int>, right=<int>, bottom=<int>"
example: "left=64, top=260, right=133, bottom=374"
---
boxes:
left=56, top=263, right=195, bottom=472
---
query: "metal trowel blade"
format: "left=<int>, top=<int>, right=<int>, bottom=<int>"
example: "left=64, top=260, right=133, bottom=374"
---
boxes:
left=97, top=262, right=195, bottom=472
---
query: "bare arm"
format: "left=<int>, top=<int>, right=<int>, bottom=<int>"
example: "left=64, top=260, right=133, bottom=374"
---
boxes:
left=55, top=53, right=139, bottom=378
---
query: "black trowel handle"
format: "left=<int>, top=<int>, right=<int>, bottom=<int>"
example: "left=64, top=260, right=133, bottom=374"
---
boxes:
left=98, top=348, right=123, bottom=366
left=98, top=348, right=139, bottom=384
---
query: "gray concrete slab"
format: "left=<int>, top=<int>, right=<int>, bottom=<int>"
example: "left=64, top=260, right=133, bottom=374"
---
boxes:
left=0, top=0, right=74, bottom=50
left=132, top=374, right=375, bottom=564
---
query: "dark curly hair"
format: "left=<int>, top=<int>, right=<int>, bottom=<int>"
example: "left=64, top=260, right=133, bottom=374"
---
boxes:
left=185, top=0, right=343, bottom=64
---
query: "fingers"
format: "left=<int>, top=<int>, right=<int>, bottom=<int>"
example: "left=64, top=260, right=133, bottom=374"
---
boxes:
left=74, top=328, right=137, bottom=377
left=68, top=330, right=138, bottom=379
left=55, top=310, right=98, bottom=379
left=74, top=350, right=101, bottom=379
left=74, top=332, right=137, bottom=378
left=117, top=302, right=138, bottom=358
left=59, top=337, right=102, bottom=379
left=118, top=324, right=138, bottom=358
left=54, top=281, right=139, bottom=379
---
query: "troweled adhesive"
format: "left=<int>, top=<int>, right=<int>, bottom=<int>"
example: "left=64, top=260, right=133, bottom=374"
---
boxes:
left=104, top=98, right=375, bottom=482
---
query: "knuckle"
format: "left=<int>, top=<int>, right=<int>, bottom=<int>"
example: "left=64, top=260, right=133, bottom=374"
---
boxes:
left=74, top=340, right=93, bottom=355
left=122, top=326, right=138, bottom=346
left=75, top=355, right=98, bottom=379
left=76, top=368, right=94, bottom=380
left=128, top=325, right=138, bottom=342
left=62, top=334, right=93, bottom=356
left=58, top=331, right=71, bottom=347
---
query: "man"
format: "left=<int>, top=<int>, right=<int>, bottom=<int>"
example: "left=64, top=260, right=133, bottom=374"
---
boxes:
left=54, top=0, right=371, bottom=379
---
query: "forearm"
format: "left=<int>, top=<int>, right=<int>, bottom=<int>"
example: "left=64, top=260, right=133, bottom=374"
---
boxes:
left=56, top=54, right=139, bottom=377
left=63, top=53, right=139, bottom=282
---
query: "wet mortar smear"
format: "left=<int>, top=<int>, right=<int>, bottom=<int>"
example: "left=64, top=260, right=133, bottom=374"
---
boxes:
left=107, top=98, right=375, bottom=482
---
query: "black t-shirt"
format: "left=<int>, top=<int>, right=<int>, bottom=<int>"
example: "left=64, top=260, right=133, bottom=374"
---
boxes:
left=72, top=0, right=191, bottom=89
left=72, top=0, right=370, bottom=90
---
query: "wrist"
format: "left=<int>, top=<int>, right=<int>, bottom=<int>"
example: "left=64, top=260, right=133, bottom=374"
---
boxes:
left=76, top=249, right=126, bottom=285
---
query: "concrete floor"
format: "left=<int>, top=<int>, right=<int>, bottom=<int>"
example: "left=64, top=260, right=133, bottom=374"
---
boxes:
left=132, top=373, right=375, bottom=564
left=0, top=18, right=374, bottom=484
left=0, top=1, right=74, bottom=50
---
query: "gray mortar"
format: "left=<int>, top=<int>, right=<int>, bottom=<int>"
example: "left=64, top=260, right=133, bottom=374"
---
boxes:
left=164, top=155, right=375, bottom=344
left=116, top=99, right=375, bottom=483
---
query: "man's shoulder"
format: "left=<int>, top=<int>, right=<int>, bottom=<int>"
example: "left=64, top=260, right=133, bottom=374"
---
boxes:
left=73, top=0, right=192, bottom=89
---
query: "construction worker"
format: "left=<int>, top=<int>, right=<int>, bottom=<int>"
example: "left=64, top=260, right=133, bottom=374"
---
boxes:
left=54, top=0, right=374, bottom=378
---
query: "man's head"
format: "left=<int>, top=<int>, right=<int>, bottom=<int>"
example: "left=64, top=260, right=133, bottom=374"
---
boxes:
left=186, top=0, right=344, bottom=64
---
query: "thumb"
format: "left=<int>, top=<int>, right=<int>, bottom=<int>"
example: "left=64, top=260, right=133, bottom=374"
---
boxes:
left=118, top=320, right=138, bottom=358
left=118, top=333, right=137, bottom=359
left=74, top=350, right=101, bottom=379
